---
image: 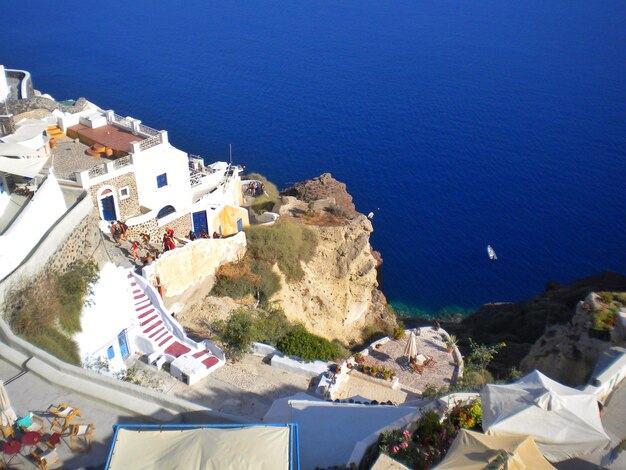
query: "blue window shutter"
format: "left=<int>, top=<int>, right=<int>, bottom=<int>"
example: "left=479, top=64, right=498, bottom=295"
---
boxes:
left=157, top=173, right=168, bottom=188
left=107, top=346, right=115, bottom=359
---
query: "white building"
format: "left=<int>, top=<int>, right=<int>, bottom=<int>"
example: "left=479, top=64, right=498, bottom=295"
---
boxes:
left=52, top=108, right=249, bottom=241
left=77, top=263, right=225, bottom=384
left=0, top=116, right=75, bottom=281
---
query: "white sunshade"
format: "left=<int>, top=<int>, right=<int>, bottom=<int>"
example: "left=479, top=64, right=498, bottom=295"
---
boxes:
left=0, top=154, right=48, bottom=178
left=481, top=370, right=610, bottom=462
left=107, top=426, right=292, bottom=470
left=435, top=429, right=555, bottom=470
left=0, top=381, right=17, bottom=428
left=403, top=332, right=417, bottom=360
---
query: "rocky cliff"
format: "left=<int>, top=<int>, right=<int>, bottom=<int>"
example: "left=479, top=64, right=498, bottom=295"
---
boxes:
left=272, top=174, right=395, bottom=345
left=521, top=292, right=626, bottom=386
left=447, top=272, right=626, bottom=379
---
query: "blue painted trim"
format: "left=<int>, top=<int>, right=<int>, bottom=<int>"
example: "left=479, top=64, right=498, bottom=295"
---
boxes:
left=105, top=425, right=121, bottom=469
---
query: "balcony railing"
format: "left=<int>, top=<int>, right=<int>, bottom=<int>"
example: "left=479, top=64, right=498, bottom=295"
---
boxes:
left=138, top=124, right=159, bottom=137
left=112, top=155, right=132, bottom=170
left=111, top=113, right=132, bottom=130
left=88, top=164, right=107, bottom=179
left=139, top=135, right=161, bottom=152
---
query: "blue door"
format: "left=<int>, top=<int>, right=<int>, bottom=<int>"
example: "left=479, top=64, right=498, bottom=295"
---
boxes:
left=236, top=218, right=243, bottom=232
left=117, top=330, right=130, bottom=358
left=192, top=211, right=208, bottom=236
left=101, top=195, right=117, bottom=221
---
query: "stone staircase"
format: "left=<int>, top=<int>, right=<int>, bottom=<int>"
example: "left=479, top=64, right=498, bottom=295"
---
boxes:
left=126, top=272, right=224, bottom=384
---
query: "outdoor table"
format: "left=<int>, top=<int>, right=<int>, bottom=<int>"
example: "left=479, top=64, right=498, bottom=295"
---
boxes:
left=2, top=439, right=22, bottom=465
left=22, top=431, right=42, bottom=446
left=1, top=439, right=21, bottom=455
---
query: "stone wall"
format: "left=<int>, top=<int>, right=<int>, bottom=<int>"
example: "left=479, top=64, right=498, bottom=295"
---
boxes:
left=3, top=96, right=89, bottom=116
left=89, top=172, right=140, bottom=222
left=126, top=213, right=192, bottom=245
left=142, top=232, right=247, bottom=299
left=45, top=209, right=106, bottom=272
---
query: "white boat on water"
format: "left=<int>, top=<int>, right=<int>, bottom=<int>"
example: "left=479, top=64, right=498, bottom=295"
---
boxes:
left=487, top=245, right=497, bottom=260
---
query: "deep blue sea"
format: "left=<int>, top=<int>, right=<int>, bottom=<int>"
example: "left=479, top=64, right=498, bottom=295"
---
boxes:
left=2, top=1, right=625, bottom=317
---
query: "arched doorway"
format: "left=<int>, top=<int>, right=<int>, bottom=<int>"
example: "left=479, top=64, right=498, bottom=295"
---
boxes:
left=98, top=187, right=118, bottom=221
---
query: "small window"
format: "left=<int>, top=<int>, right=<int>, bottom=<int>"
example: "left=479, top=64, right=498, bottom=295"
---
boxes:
left=119, top=186, right=130, bottom=200
left=107, top=346, right=115, bottom=360
left=157, top=173, right=168, bottom=188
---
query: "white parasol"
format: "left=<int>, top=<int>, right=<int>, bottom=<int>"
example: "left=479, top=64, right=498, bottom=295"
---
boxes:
left=0, top=381, right=17, bottom=427
left=403, top=331, right=418, bottom=361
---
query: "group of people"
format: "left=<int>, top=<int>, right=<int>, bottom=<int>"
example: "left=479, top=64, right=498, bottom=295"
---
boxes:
left=110, top=221, right=229, bottom=266
left=246, top=180, right=265, bottom=196
left=109, top=221, right=178, bottom=265
left=188, top=230, right=222, bottom=241
left=110, top=220, right=129, bottom=245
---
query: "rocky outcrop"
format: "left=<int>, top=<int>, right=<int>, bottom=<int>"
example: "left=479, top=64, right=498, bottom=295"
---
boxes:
left=448, top=272, right=626, bottom=379
left=271, top=213, right=393, bottom=345
left=281, top=173, right=357, bottom=217
left=269, top=174, right=395, bottom=345
left=521, top=293, right=620, bottom=386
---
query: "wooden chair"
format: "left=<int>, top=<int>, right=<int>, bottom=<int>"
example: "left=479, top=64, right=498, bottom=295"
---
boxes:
left=48, top=404, right=80, bottom=433
left=0, top=424, right=14, bottom=439
left=31, top=447, right=61, bottom=470
left=69, top=423, right=94, bottom=452
left=424, top=356, right=436, bottom=369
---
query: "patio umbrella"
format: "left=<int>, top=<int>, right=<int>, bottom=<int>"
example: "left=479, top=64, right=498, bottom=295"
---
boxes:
left=403, top=332, right=417, bottom=361
left=0, top=381, right=17, bottom=427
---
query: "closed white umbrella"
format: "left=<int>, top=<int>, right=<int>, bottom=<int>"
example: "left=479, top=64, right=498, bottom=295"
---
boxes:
left=403, top=332, right=417, bottom=361
left=0, top=381, right=17, bottom=427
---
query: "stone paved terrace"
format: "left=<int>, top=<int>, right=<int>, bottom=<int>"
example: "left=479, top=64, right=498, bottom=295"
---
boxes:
left=51, top=136, right=114, bottom=181
left=358, top=327, right=458, bottom=394
left=0, top=357, right=143, bottom=469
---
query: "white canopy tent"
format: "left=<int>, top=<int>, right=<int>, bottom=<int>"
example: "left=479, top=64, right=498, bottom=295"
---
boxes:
left=0, top=154, right=49, bottom=178
left=106, top=424, right=296, bottom=470
left=435, top=429, right=555, bottom=470
left=481, top=370, right=610, bottom=462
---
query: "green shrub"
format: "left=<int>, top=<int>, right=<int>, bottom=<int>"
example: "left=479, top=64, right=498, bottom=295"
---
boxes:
left=27, top=327, right=80, bottom=365
left=245, top=220, right=318, bottom=282
left=393, top=327, right=405, bottom=340
left=253, top=305, right=293, bottom=345
left=4, top=259, right=98, bottom=363
left=55, top=259, right=99, bottom=333
left=250, top=259, right=281, bottom=300
left=449, top=399, right=482, bottom=430
left=212, top=261, right=257, bottom=300
left=277, top=326, right=341, bottom=362
left=213, top=309, right=257, bottom=359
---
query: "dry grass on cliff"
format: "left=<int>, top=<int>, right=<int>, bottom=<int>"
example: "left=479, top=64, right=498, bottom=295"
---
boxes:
left=3, top=259, right=99, bottom=365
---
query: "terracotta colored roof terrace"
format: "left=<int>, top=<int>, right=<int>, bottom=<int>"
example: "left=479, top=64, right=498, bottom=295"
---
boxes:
left=68, top=123, right=144, bottom=153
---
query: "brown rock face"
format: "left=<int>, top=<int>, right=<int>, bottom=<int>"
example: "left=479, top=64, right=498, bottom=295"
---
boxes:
left=281, top=173, right=357, bottom=217
left=273, top=174, right=395, bottom=345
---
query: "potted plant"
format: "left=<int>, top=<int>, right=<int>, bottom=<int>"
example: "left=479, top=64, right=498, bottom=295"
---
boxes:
left=375, top=343, right=382, bottom=350
left=445, top=335, right=458, bottom=353
left=382, top=369, right=392, bottom=381
left=362, top=365, right=371, bottom=375
left=354, top=353, right=365, bottom=364
left=370, top=366, right=379, bottom=377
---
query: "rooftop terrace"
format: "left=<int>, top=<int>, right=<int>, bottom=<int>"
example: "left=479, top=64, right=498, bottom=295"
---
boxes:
left=51, top=136, right=114, bottom=181
left=68, top=123, right=143, bottom=154
left=346, top=327, right=458, bottom=398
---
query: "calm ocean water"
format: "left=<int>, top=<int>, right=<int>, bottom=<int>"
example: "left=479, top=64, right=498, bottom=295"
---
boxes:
left=2, top=1, right=625, bottom=317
